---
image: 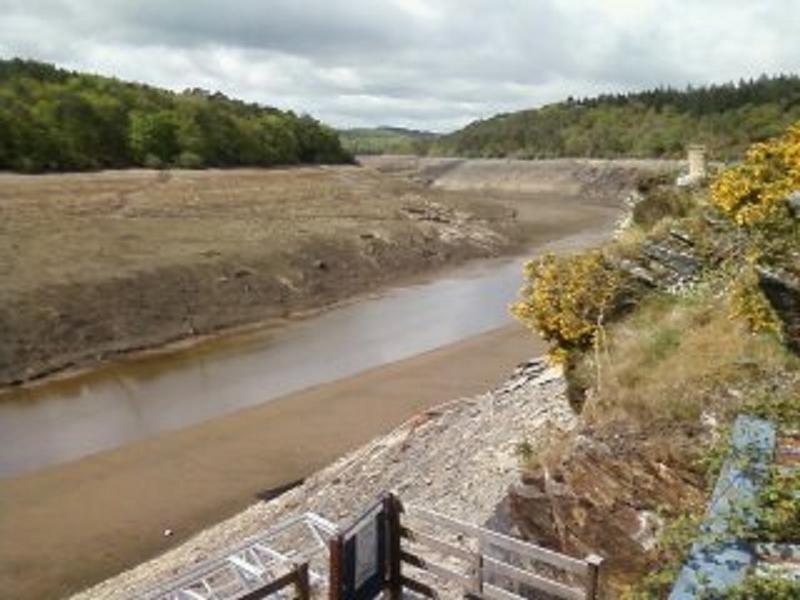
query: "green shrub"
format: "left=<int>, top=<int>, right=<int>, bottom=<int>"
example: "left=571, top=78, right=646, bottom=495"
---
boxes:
left=143, top=153, right=165, bottom=170
left=176, top=151, right=204, bottom=169
left=632, top=187, right=697, bottom=230
left=725, top=575, right=800, bottom=599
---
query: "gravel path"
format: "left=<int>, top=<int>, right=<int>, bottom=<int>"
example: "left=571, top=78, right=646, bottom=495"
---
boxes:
left=72, top=359, right=575, bottom=599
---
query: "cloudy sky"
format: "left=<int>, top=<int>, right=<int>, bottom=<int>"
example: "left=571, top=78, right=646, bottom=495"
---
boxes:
left=1, top=0, right=799, bottom=132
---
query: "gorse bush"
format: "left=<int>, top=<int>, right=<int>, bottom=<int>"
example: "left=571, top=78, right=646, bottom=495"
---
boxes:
left=711, top=121, right=800, bottom=226
left=729, top=265, right=784, bottom=337
left=511, top=252, right=623, bottom=365
left=709, top=121, right=799, bottom=335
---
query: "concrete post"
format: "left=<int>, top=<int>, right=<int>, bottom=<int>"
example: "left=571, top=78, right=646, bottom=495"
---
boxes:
left=687, top=144, right=707, bottom=180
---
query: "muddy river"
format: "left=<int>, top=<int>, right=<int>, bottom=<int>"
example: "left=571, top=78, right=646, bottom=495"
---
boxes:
left=0, top=236, right=576, bottom=479
left=0, top=228, right=605, bottom=479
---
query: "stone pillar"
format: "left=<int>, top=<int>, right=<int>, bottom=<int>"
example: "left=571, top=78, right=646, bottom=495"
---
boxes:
left=687, top=144, right=707, bottom=180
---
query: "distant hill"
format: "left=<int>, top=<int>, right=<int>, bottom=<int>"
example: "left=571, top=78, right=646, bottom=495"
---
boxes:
left=339, top=126, right=438, bottom=155
left=430, top=75, right=800, bottom=160
left=0, top=58, right=352, bottom=172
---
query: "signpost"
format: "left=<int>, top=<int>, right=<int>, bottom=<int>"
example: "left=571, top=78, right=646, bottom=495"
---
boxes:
left=329, top=496, right=391, bottom=600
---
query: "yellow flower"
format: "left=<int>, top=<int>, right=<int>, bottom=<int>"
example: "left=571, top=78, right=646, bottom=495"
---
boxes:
left=711, top=121, right=800, bottom=226
left=511, top=251, right=622, bottom=364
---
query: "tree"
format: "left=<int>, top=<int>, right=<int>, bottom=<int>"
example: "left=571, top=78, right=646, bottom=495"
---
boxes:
left=128, top=110, right=180, bottom=165
left=0, top=58, right=352, bottom=172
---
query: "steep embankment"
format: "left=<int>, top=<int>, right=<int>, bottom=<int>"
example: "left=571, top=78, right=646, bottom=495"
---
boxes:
left=502, top=123, right=800, bottom=596
left=0, top=159, right=672, bottom=388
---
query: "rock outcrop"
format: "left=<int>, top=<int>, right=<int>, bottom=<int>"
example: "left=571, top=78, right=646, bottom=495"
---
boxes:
left=506, top=423, right=708, bottom=592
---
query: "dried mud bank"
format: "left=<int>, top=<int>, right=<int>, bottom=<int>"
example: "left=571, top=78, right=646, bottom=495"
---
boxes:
left=0, top=167, right=520, bottom=387
left=1, top=159, right=675, bottom=388
left=72, top=359, right=575, bottom=599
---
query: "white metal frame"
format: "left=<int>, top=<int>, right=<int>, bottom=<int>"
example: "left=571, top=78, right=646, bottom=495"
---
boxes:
left=141, top=513, right=337, bottom=600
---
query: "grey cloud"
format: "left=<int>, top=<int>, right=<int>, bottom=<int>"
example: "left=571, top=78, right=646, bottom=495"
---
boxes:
left=0, top=0, right=798, bottom=131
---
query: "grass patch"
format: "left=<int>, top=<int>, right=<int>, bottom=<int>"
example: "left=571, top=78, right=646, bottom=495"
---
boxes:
left=632, top=186, right=698, bottom=231
left=583, top=288, right=798, bottom=426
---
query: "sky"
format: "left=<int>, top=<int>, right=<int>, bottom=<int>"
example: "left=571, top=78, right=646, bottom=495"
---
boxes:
left=1, top=0, right=799, bottom=132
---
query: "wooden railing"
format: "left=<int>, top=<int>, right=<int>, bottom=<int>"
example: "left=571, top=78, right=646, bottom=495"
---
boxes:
left=400, top=503, right=602, bottom=600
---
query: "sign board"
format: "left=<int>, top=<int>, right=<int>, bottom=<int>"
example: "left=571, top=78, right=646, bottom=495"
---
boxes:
left=335, top=499, right=387, bottom=600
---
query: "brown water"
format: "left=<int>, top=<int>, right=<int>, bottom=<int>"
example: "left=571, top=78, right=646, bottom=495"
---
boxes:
left=0, top=227, right=607, bottom=480
left=0, top=247, right=543, bottom=478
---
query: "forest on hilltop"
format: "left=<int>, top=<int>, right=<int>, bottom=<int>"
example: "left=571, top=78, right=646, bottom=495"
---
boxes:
left=338, top=126, right=438, bottom=155
left=430, top=75, right=800, bottom=160
left=0, top=58, right=352, bottom=172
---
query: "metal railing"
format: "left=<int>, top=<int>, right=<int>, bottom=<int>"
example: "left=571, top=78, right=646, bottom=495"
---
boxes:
left=142, top=513, right=336, bottom=600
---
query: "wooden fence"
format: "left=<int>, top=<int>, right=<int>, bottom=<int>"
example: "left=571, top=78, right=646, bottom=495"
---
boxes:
left=400, top=501, right=602, bottom=600
left=330, top=493, right=603, bottom=600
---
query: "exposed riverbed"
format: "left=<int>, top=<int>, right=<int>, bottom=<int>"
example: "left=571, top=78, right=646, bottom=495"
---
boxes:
left=0, top=158, right=675, bottom=599
left=0, top=253, right=527, bottom=477
left=0, top=228, right=606, bottom=479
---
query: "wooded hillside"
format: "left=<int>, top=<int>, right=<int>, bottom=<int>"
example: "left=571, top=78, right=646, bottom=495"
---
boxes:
left=0, top=58, right=352, bottom=172
left=339, top=127, right=438, bottom=155
left=431, top=75, right=800, bottom=160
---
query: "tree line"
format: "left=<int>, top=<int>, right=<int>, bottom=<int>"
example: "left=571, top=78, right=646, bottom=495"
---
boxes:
left=338, top=126, right=438, bottom=155
left=430, top=75, right=800, bottom=160
left=0, top=58, right=352, bottom=172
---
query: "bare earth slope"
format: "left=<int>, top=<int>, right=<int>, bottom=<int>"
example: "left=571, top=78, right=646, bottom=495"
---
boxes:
left=0, top=159, right=677, bottom=598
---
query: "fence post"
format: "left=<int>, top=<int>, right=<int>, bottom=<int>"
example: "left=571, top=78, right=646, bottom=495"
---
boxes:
left=384, top=493, right=403, bottom=600
left=584, top=554, right=604, bottom=600
left=295, top=562, right=310, bottom=600
left=329, top=534, right=344, bottom=600
left=473, top=552, right=484, bottom=596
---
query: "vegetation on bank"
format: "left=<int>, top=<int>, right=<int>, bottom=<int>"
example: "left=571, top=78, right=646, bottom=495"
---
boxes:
left=0, top=58, right=352, bottom=172
left=339, top=126, right=438, bottom=155
left=432, top=75, right=800, bottom=160
left=512, top=122, right=800, bottom=597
